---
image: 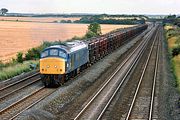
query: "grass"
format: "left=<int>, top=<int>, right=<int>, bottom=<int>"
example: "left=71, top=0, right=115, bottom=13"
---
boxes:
left=0, top=60, right=39, bottom=81
left=167, top=36, right=177, bottom=48
left=164, top=25, right=173, bottom=32
left=172, top=55, right=180, bottom=91
left=165, top=24, right=180, bottom=91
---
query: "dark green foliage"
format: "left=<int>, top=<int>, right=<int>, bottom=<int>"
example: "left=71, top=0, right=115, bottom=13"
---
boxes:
left=167, top=15, right=176, bottom=19
left=0, top=8, right=8, bottom=15
left=16, top=52, right=23, bottom=63
left=25, top=41, right=63, bottom=60
left=74, top=15, right=146, bottom=25
left=0, top=60, right=4, bottom=70
left=88, top=22, right=101, bottom=36
left=60, top=20, right=72, bottom=23
left=172, top=47, right=180, bottom=57
left=25, top=48, right=40, bottom=60
left=85, top=31, right=97, bottom=38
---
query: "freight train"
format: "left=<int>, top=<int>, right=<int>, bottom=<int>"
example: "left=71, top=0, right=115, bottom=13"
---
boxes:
left=40, top=24, right=148, bottom=87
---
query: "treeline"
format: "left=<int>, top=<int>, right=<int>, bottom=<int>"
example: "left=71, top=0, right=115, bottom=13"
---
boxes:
left=3, top=13, right=148, bottom=18
left=73, top=16, right=145, bottom=24
left=72, top=14, right=147, bottom=24
left=163, top=15, right=180, bottom=27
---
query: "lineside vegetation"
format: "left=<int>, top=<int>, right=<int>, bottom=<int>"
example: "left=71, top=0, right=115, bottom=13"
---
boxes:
left=164, top=24, right=180, bottom=91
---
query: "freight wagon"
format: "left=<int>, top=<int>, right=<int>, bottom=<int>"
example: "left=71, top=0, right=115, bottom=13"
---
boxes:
left=40, top=24, right=148, bottom=87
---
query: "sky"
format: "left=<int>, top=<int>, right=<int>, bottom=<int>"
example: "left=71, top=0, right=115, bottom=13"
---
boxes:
left=0, top=0, right=179, bottom=15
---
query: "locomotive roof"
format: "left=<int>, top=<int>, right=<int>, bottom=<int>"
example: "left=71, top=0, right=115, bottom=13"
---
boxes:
left=45, top=40, right=87, bottom=53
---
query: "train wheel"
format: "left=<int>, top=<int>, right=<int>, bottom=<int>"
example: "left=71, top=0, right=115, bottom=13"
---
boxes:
left=62, top=75, right=65, bottom=85
left=44, top=81, right=49, bottom=87
left=42, top=75, right=51, bottom=87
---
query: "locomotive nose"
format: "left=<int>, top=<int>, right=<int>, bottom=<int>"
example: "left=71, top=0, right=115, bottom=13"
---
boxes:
left=40, top=57, right=66, bottom=74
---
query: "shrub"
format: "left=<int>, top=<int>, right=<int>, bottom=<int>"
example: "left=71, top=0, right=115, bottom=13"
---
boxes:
left=16, top=52, right=23, bottom=63
left=88, top=22, right=102, bottom=36
left=25, top=48, right=40, bottom=60
left=0, top=60, right=4, bottom=69
left=25, top=41, right=63, bottom=60
left=85, top=31, right=97, bottom=38
left=172, top=47, right=180, bottom=57
left=12, top=58, right=17, bottom=64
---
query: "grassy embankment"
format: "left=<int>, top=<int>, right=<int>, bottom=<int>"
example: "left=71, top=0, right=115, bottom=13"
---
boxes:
left=0, top=60, right=39, bottom=80
left=0, top=41, right=53, bottom=81
left=164, top=24, right=180, bottom=91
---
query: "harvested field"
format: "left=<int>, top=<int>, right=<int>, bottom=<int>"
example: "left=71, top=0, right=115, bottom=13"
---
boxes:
left=0, top=16, right=81, bottom=23
left=0, top=20, right=134, bottom=62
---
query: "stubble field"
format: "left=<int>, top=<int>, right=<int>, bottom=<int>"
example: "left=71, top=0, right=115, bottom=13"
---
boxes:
left=0, top=18, right=134, bottom=62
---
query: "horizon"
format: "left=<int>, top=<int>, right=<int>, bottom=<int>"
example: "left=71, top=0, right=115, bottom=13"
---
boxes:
left=1, top=0, right=180, bottom=15
left=4, top=12, right=179, bottom=16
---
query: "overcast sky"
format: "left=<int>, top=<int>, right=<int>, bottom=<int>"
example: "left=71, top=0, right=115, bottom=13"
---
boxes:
left=0, top=0, right=179, bottom=15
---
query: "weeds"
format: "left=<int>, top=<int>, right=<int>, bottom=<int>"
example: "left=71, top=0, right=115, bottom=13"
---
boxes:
left=165, top=24, right=180, bottom=91
left=0, top=60, right=39, bottom=81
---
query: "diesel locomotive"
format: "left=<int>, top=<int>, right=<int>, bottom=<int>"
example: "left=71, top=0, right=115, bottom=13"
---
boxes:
left=40, top=24, right=148, bottom=87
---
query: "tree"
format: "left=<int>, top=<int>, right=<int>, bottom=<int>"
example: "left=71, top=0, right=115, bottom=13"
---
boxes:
left=0, top=8, right=8, bottom=15
left=167, top=15, right=176, bottom=19
left=87, top=22, right=102, bottom=36
left=16, top=52, right=23, bottom=63
left=85, top=30, right=97, bottom=38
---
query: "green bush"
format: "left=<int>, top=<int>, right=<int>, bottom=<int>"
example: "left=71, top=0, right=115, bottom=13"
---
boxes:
left=0, top=60, right=4, bottom=70
left=16, top=52, right=23, bottom=63
left=25, top=41, right=64, bottom=60
left=172, top=47, right=180, bottom=57
left=88, top=22, right=102, bottom=36
left=85, top=31, right=97, bottom=38
left=25, top=48, right=40, bottom=60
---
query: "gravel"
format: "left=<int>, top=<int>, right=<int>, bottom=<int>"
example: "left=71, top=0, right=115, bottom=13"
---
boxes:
left=0, top=81, right=43, bottom=111
left=16, top=31, right=145, bottom=120
left=16, top=109, right=55, bottom=120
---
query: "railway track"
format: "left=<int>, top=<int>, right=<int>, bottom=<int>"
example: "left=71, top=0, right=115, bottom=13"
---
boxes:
left=73, top=25, right=158, bottom=120
left=0, top=25, right=155, bottom=120
left=0, top=72, right=40, bottom=100
left=125, top=26, right=161, bottom=120
left=0, top=72, right=47, bottom=120
left=0, top=86, right=56, bottom=120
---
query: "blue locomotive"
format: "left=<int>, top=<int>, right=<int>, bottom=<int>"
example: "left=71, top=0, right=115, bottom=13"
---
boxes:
left=40, top=41, right=89, bottom=87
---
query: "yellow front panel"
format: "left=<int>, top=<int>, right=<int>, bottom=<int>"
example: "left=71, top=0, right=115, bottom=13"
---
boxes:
left=40, top=57, right=65, bottom=74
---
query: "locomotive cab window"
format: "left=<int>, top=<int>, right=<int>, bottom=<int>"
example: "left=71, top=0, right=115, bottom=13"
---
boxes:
left=59, top=50, right=66, bottom=58
left=50, top=49, right=58, bottom=56
left=41, top=50, right=48, bottom=58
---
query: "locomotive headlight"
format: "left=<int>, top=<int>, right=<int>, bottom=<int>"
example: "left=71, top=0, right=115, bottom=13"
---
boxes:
left=47, top=65, right=50, bottom=68
left=54, top=65, right=57, bottom=68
